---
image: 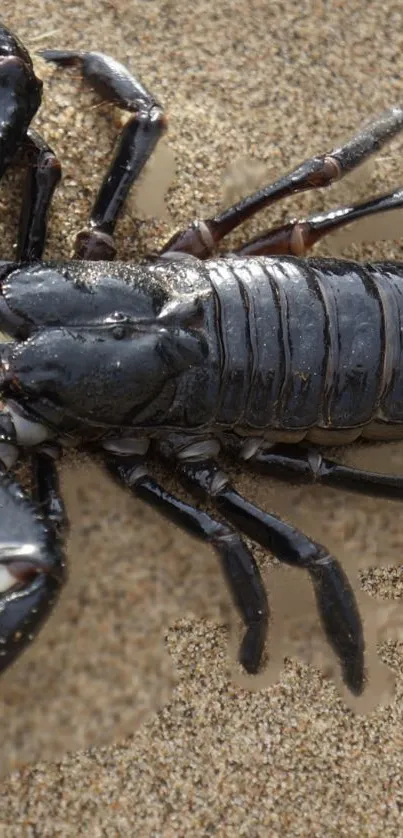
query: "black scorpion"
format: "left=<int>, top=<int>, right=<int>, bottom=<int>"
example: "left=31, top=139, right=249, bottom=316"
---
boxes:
left=1, top=22, right=403, bottom=697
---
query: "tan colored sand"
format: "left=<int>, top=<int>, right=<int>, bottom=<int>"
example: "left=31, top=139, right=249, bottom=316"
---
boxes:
left=1, top=0, right=403, bottom=834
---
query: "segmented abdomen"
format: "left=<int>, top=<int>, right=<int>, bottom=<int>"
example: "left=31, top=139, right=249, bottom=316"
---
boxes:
left=207, top=255, right=403, bottom=431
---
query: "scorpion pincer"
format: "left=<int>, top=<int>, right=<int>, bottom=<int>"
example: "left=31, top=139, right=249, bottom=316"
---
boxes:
left=1, top=20, right=403, bottom=695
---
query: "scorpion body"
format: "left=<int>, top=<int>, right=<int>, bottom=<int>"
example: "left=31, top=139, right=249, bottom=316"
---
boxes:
left=2, top=21, right=403, bottom=697
left=4, top=255, right=403, bottom=443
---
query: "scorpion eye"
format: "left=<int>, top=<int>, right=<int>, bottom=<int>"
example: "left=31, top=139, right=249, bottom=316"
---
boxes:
left=112, top=324, right=129, bottom=340
left=108, top=311, right=131, bottom=340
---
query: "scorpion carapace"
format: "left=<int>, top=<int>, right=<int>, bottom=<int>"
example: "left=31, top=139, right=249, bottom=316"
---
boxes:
left=1, top=21, right=403, bottom=697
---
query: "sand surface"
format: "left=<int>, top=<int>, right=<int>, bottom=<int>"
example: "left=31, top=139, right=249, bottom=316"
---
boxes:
left=1, top=0, right=403, bottom=834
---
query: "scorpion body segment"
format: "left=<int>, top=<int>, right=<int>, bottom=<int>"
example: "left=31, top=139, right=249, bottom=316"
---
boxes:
left=2, top=20, right=403, bottom=698
left=2, top=256, right=403, bottom=442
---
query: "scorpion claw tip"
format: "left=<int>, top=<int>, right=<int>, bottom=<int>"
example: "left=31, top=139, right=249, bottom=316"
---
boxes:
left=342, top=652, right=366, bottom=697
left=239, top=623, right=267, bottom=675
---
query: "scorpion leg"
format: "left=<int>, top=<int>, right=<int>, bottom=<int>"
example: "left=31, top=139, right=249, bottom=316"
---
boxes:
left=157, top=442, right=364, bottom=695
left=32, top=448, right=68, bottom=535
left=17, top=130, right=61, bottom=261
left=0, top=23, right=42, bottom=178
left=0, top=25, right=59, bottom=261
left=0, top=25, right=60, bottom=261
left=234, top=187, right=403, bottom=257
left=39, top=48, right=167, bottom=260
left=160, top=106, right=403, bottom=258
left=238, top=442, right=403, bottom=501
left=103, top=452, right=269, bottom=675
left=0, top=449, right=66, bottom=673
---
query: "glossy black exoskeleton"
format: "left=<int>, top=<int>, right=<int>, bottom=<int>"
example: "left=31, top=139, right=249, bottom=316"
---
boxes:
left=2, top=21, right=403, bottom=696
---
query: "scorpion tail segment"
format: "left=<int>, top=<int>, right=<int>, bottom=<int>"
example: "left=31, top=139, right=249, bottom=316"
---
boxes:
left=103, top=453, right=269, bottom=675
left=0, top=24, right=43, bottom=178
left=308, top=557, right=365, bottom=696
left=0, top=469, right=66, bottom=673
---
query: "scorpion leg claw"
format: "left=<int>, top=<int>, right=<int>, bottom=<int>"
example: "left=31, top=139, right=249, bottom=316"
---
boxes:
left=239, top=622, right=267, bottom=674
left=0, top=470, right=65, bottom=672
left=172, top=461, right=366, bottom=695
left=309, top=557, right=365, bottom=695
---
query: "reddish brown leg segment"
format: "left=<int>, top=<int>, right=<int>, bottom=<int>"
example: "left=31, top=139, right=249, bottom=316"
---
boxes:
left=235, top=187, right=403, bottom=257
left=161, top=106, right=403, bottom=258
